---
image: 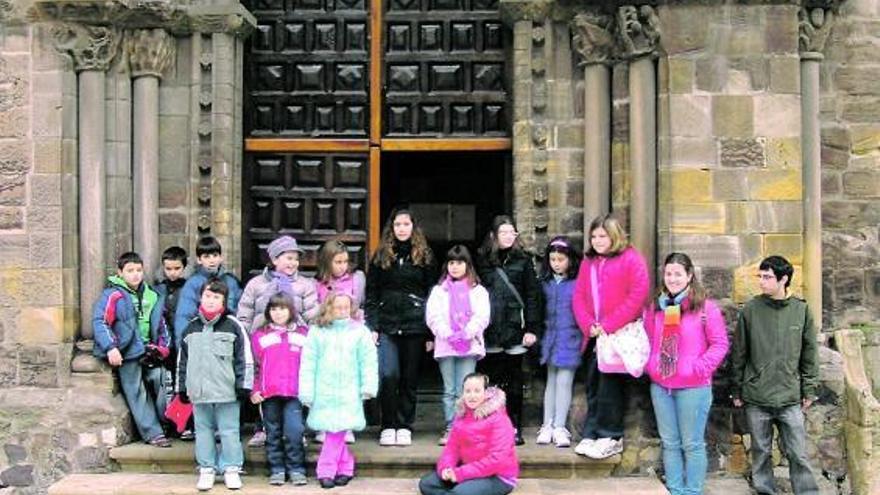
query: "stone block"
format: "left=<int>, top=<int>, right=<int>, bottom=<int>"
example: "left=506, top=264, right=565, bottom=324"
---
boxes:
left=0, top=174, right=26, bottom=206
left=158, top=179, right=189, bottom=208
left=0, top=108, right=28, bottom=138
left=30, top=174, right=61, bottom=206
left=764, top=234, right=803, bottom=263
left=0, top=268, right=24, bottom=307
left=657, top=6, right=711, bottom=55
left=18, top=345, right=59, bottom=387
left=842, top=171, right=880, bottom=198
left=754, top=95, right=800, bottom=138
left=566, top=180, right=583, bottom=208
left=659, top=169, right=712, bottom=202
left=0, top=207, right=23, bottom=230
left=667, top=234, right=746, bottom=268
left=29, top=232, right=62, bottom=268
left=17, top=306, right=64, bottom=344
left=764, top=5, right=799, bottom=54
left=0, top=140, right=31, bottom=175
left=833, top=269, right=865, bottom=305
left=33, top=138, right=62, bottom=174
left=733, top=262, right=761, bottom=303
left=821, top=145, right=850, bottom=170
left=842, top=97, right=880, bottom=123
left=769, top=56, right=801, bottom=94
left=720, top=138, right=765, bottom=168
left=669, top=95, right=711, bottom=138
left=21, top=269, right=64, bottom=307
left=556, top=123, right=582, bottom=149
left=0, top=235, right=28, bottom=269
left=748, top=169, right=802, bottom=201
left=822, top=201, right=880, bottom=229
left=0, top=464, right=34, bottom=487
left=712, top=170, right=749, bottom=201
left=667, top=57, right=694, bottom=94
left=835, top=66, right=880, bottom=96
left=822, top=172, right=841, bottom=196
left=766, top=137, right=801, bottom=169
left=660, top=137, right=717, bottom=168
left=32, top=94, right=63, bottom=138
left=26, top=206, right=62, bottom=232
left=695, top=57, right=726, bottom=93
left=713, top=96, right=753, bottom=138
left=850, top=125, right=880, bottom=155
left=727, top=201, right=802, bottom=233
left=669, top=203, right=726, bottom=234
left=159, top=212, right=188, bottom=234
left=728, top=57, right=769, bottom=93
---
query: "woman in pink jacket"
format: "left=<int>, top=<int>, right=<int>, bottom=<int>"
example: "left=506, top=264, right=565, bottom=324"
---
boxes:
left=419, top=373, right=519, bottom=495
left=646, top=252, right=729, bottom=495
left=572, top=214, right=649, bottom=459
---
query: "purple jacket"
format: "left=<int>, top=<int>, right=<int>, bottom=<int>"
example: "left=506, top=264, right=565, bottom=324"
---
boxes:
left=540, top=277, right=582, bottom=369
left=251, top=324, right=308, bottom=399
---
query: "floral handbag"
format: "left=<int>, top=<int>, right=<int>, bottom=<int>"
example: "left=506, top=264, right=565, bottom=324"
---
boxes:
left=591, top=263, right=650, bottom=377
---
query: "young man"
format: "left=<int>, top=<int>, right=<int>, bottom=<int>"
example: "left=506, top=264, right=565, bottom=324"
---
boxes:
left=174, top=236, right=242, bottom=349
left=92, top=252, right=172, bottom=447
left=731, top=255, right=820, bottom=495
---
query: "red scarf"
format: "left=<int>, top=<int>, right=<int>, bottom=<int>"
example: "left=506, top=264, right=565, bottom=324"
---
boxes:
left=198, top=305, right=224, bottom=323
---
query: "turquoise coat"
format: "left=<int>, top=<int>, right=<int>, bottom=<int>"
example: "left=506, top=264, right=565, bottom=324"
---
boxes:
left=299, top=318, right=378, bottom=432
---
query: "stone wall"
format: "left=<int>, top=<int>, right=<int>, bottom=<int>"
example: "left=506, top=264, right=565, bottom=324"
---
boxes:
left=819, top=0, right=880, bottom=330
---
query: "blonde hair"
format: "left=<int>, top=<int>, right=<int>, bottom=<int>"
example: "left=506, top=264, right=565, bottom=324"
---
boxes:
left=315, top=292, right=359, bottom=326
left=317, top=239, right=352, bottom=283
left=585, top=213, right=629, bottom=257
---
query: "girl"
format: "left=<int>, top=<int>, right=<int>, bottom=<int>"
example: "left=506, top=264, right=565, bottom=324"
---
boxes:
left=572, top=214, right=649, bottom=460
left=316, top=239, right=366, bottom=318
left=249, top=293, right=309, bottom=486
left=647, top=253, right=729, bottom=495
left=299, top=293, right=378, bottom=489
left=426, top=245, right=491, bottom=445
left=535, top=237, right=582, bottom=448
left=475, top=215, right=543, bottom=446
left=418, top=373, right=519, bottom=495
left=365, top=207, right=436, bottom=447
left=237, top=234, right=318, bottom=448
left=176, top=277, right=252, bottom=491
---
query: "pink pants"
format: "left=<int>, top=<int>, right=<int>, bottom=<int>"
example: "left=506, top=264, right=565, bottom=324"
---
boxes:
left=316, top=431, right=355, bottom=479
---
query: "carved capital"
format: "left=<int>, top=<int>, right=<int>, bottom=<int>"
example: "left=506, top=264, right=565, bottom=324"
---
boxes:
left=571, top=11, right=615, bottom=66
left=799, top=6, right=834, bottom=59
left=617, top=5, right=661, bottom=60
left=51, top=23, right=121, bottom=72
left=126, top=28, right=175, bottom=78
left=185, top=4, right=257, bottom=38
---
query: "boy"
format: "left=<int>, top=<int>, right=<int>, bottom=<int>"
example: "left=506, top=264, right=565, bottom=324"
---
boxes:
left=92, top=251, right=172, bottom=448
left=731, top=255, right=820, bottom=495
left=177, top=277, right=252, bottom=491
left=174, top=236, right=242, bottom=349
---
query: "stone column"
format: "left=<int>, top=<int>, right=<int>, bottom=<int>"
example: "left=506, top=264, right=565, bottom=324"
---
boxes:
left=619, top=5, right=661, bottom=284
left=53, top=24, right=121, bottom=341
left=127, top=29, right=175, bottom=276
left=799, top=6, right=833, bottom=325
left=572, top=12, right=615, bottom=228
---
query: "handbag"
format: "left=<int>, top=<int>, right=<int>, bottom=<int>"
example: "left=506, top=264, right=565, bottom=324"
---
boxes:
left=590, top=263, right=649, bottom=377
left=164, top=394, right=193, bottom=434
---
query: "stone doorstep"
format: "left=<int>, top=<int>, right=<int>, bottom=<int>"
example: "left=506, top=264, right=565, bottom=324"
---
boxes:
left=110, top=428, right=620, bottom=479
left=48, top=474, right=669, bottom=495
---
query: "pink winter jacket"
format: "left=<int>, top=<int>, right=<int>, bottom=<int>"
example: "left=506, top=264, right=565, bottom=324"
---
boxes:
left=645, top=298, right=730, bottom=389
left=425, top=283, right=491, bottom=360
left=572, top=246, right=650, bottom=342
left=251, top=324, right=308, bottom=399
left=436, top=387, right=519, bottom=485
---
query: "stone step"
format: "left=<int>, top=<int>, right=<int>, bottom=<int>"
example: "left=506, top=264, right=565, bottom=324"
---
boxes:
left=110, top=428, right=619, bottom=479
left=48, top=473, right=670, bottom=495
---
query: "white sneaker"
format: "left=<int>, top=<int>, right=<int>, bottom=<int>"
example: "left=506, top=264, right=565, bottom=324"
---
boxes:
left=379, top=428, right=396, bottom=446
left=588, top=437, right=623, bottom=459
left=536, top=425, right=553, bottom=445
left=345, top=430, right=355, bottom=444
left=396, top=428, right=412, bottom=446
left=196, top=467, right=215, bottom=491
left=574, top=438, right=596, bottom=456
left=553, top=427, right=571, bottom=448
left=224, top=467, right=242, bottom=490
left=314, top=431, right=325, bottom=443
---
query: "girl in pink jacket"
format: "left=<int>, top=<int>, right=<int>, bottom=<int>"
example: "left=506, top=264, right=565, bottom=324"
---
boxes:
left=646, top=252, right=729, bottom=495
left=572, top=214, right=649, bottom=460
left=249, top=293, right=309, bottom=486
left=419, top=373, right=519, bottom=495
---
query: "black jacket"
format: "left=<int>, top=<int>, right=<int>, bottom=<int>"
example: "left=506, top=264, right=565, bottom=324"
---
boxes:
left=477, top=248, right=544, bottom=349
left=365, top=241, right=436, bottom=337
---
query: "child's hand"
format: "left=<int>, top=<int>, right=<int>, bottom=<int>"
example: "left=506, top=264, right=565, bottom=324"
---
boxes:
left=425, top=341, right=434, bottom=352
left=107, top=348, right=123, bottom=367
left=441, top=468, right=456, bottom=483
left=590, top=324, right=603, bottom=337
left=361, top=393, right=372, bottom=401
left=522, top=332, right=537, bottom=347
left=250, top=392, right=263, bottom=404
left=371, top=331, right=379, bottom=345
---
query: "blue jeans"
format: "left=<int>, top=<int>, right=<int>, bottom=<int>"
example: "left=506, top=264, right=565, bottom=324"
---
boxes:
left=193, top=401, right=243, bottom=471
left=650, top=384, right=712, bottom=495
left=746, top=404, right=819, bottom=495
left=117, top=360, right=166, bottom=441
left=418, top=472, right=513, bottom=495
left=438, top=357, right=477, bottom=427
left=262, top=397, right=306, bottom=476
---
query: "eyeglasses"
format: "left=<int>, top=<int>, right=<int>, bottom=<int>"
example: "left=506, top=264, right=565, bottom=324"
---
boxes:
left=756, top=274, right=777, bottom=281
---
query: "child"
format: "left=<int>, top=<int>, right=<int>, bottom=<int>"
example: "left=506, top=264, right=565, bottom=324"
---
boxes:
left=154, top=246, right=190, bottom=437
left=418, top=373, right=519, bottom=495
left=299, top=293, right=378, bottom=489
left=92, top=251, right=172, bottom=448
left=316, top=239, right=366, bottom=316
left=177, top=277, right=253, bottom=491
left=238, top=234, right=318, bottom=448
left=250, top=293, right=309, bottom=486
left=536, top=237, right=582, bottom=448
left=425, top=245, right=490, bottom=446
left=174, top=236, right=242, bottom=349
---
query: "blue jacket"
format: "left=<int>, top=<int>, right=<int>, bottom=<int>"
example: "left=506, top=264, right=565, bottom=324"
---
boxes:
left=173, top=265, right=242, bottom=349
left=540, top=277, right=582, bottom=369
left=92, top=278, right=170, bottom=362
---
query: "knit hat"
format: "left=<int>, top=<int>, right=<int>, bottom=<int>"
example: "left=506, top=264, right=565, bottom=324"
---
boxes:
left=267, top=235, right=303, bottom=260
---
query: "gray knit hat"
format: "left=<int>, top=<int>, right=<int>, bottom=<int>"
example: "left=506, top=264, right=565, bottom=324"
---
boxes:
left=266, top=235, right=303, bottom=260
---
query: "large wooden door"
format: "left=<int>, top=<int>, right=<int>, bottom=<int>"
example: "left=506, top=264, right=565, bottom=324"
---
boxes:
left=243, top=0, right=511, bottom=275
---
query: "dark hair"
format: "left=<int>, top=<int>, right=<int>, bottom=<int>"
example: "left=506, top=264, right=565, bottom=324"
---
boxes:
left=541, top=236, right=582, bottom=281
left=759, top=255, right=794, bottom=289
left=263, top=292, right=296, bottom=326
left=585, top=213, right=629, bottom=257
left=478, top=214, right=525, bottom=267
left=196, top=236, right=222, bottom=258
left=200, top=276, right=229, bottom=303
left=116, top=251, right=143, bottom=270
left=439, top=244, right=480, bottom=286
left=462, top=372, right=489, bottom=389
left=371, top=206, right=434, bottom=269
left=658, top=252, right=707, bottom=312
left=161, top=246, right=188, bottom=267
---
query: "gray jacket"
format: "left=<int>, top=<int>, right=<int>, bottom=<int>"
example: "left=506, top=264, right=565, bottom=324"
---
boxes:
left=177, top=313, right=254, bottom=404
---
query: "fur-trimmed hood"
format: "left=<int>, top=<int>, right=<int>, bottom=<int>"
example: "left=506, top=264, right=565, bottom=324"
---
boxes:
left=454, top=386, right=506, bottom=420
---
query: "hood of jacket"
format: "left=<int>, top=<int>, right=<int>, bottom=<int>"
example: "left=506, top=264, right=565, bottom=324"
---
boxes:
left=454, top=386, right=506, bottom=420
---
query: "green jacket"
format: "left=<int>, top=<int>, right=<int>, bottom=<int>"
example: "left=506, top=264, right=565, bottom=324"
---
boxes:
left=731, top=294, right=819, bottom=408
